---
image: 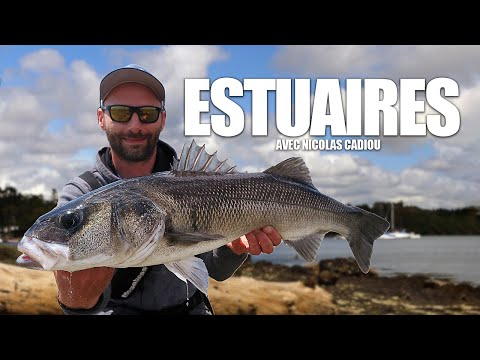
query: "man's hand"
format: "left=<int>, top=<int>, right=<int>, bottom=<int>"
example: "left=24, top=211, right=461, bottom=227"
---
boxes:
left=226, top=226, right=282, bottom=255
left=54, top=267, right=115, bottom=309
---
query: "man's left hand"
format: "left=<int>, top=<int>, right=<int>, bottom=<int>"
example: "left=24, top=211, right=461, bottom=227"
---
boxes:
left=226, top=226, right=282, bottom=255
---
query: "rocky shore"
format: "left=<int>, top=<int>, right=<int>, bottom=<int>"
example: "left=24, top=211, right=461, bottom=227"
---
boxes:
left=1, top=255, right=480, bottom=315
left=227, top=258, right=480, bottom=315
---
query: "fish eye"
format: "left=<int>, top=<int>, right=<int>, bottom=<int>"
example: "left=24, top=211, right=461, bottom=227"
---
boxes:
left=58, top=210, right=83, bottom=230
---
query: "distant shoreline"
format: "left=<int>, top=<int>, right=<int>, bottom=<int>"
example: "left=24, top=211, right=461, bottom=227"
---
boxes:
left=0, top=240, right=19, bottom=245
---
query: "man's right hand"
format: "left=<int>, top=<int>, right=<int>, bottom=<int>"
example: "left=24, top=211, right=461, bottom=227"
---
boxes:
left=54, top=267, right=115, bottom=309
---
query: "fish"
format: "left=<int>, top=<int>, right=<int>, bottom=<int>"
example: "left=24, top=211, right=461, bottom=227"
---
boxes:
left=16, top=139, right=390, bottom=295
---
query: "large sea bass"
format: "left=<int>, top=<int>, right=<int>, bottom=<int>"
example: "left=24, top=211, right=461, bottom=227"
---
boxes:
left=16, top=140, right=389, bottom=294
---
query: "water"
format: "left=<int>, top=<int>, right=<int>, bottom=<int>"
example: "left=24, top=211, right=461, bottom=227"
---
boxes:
left=252, top=235, right=480, bottom=286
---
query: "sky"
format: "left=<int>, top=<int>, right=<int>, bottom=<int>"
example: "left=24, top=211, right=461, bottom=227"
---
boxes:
left=0, top=45, right=479, bottom=210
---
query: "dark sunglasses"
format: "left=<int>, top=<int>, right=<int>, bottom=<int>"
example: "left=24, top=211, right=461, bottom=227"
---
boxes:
left=101, top=105, right=164, bottom=123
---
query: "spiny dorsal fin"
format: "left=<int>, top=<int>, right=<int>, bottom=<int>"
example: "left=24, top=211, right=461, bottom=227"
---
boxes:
left=172, top=139, right=237, bottom=176
left=263, top=157, right=313, bottom=186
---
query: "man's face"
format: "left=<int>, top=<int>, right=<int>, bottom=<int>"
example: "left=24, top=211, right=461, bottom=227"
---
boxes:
left=99, top=83, right=166, bottom=162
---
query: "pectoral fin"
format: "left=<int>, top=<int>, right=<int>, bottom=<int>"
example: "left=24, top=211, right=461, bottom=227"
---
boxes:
left=164, top=256, right=209, bottom=295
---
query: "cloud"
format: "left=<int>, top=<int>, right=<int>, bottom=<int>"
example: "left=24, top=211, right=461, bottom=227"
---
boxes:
left=20, top=48, right=65, bottom=73
left=273, top=45, right=480, bottom=87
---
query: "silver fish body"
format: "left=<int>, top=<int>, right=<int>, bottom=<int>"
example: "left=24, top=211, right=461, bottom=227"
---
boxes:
left=144, top=170, right=380, bottom=268
left=16, top=141, right=390, bottom=291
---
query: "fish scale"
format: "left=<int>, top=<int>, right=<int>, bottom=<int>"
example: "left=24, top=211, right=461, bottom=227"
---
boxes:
left=127, top=171, right=362, bottom=268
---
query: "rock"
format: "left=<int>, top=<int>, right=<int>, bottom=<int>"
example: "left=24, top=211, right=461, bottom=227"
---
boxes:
left=317, top=270, right=339, bottom=285
left=318, top=258, right=378, bottom=278
left=209, top=277, right=335, bottom=315
left=234, top=258, right=316, bottom=282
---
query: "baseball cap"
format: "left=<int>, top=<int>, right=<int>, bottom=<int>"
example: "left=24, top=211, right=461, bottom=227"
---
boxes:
left=99, top=64, right=165, bottom=105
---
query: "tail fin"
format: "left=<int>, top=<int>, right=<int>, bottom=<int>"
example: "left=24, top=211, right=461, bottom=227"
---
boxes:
left=344, top=207, right=390, bottom=273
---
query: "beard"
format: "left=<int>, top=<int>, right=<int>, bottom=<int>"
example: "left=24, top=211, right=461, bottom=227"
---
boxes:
left=106, top=127, right=161, bottom=162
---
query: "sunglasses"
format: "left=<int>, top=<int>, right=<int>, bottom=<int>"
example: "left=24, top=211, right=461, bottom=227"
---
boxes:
left=101, top=105, right=164, bottom=123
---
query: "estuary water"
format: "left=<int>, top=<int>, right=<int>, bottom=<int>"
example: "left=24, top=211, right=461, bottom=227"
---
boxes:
left=252, top=235, right=480, bottom=286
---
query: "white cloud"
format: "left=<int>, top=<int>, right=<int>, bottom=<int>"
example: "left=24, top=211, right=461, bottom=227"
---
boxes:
left=273, top=45, right=480, bottom=87
left=20, top=48, right=65, bottom=73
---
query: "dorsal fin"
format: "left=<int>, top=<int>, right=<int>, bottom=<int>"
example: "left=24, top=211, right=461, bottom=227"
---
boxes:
left=172, top=139, right=237, bottom=176
left=263, top=157, right=314, bottom=186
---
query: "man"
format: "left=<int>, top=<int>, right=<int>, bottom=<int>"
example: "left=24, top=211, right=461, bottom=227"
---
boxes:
left=54, top=64, right=282, bottom=315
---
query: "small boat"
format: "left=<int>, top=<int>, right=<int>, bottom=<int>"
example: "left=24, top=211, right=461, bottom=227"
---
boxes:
left=379, top=230, right=420, bottom=240
left=379, top=203, right=421, bottom=240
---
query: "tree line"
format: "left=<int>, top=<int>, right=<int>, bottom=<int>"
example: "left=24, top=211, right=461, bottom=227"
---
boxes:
left=357, top=201, right=480, bottom=235
left=0, top=186, right=57, bottom=238
left=1, top=186, right=479, bottom=237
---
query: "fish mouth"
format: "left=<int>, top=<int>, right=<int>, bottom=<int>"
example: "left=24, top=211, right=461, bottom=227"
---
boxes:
left=16, top=253, right=44, bottom=270
left=16, top=236, right=67, bottom=271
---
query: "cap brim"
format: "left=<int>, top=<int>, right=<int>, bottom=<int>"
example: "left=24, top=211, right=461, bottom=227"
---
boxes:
left=100, top=68, right=165, bottom=103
